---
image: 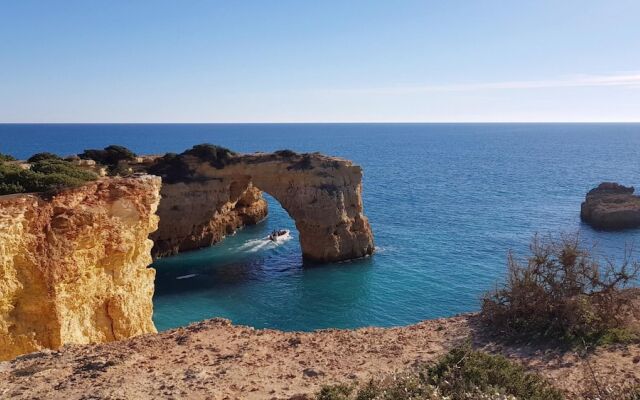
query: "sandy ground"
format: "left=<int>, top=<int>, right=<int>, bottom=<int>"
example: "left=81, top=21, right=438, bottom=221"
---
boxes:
left=0, top=315, right=638, bottom=400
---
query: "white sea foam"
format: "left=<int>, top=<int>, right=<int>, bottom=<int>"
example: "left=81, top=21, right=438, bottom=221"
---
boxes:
left=175, top=274, right=197, bottom=280
left=237, top=233, right=293, bottom=253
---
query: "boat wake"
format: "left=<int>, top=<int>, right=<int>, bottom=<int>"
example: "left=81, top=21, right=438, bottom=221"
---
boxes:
left=175, top=273, right=198, bottom=280
left=237, top=231, right=293, bottom=253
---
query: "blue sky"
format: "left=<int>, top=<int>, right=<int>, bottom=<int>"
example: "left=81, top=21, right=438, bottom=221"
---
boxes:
left=1, top=1, right=639, bottom=122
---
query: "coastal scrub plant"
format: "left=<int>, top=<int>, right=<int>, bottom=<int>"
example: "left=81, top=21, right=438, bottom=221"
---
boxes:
left=0, top=158, right=97, bottom=195
left=481, top=234, right=640, bottom=345
left=78, top=145, right=137, bottom=174
left=182, top=143, right=236, bottom=162
left=316, top=345, right=562, bottom=400
left=148, top=144, right=237, bottom=183
left=0, top=152, right=16, bottom=162
left=425, top=345, right=562, bottom=400
left=27, top=152, right=63, bottom=163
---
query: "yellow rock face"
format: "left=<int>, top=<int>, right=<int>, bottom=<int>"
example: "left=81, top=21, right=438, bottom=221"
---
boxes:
left=151, top=180, right=268, bottom=258
left=150, top=152, right=375, bottom=262
left=0, top=176, right=161, bottom=361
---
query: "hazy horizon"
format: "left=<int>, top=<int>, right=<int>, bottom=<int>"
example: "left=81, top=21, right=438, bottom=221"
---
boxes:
left=1, top=1, right=639, bottom=123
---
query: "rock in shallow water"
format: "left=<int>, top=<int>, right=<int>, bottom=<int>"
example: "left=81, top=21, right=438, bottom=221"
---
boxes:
left=580, top=182, right=640, bottom=230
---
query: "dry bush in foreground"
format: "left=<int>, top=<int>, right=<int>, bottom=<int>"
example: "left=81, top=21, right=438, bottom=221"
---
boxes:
left=481, top=234, right=640, bottom=345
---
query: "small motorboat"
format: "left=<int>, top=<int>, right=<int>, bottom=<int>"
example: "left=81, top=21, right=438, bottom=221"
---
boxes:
left=268, top=229, right=290, bottom=242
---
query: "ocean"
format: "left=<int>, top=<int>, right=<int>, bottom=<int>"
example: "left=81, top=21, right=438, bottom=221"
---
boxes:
left=2, top=123, right=639, bottom=331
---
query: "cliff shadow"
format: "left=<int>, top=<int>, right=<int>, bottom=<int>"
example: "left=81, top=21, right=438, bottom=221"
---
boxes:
left=152, top=193, right=303, bottom=297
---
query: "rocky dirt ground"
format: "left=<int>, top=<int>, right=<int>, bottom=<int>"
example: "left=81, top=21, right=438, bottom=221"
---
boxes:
left=0, top=315, right=638, bottom=400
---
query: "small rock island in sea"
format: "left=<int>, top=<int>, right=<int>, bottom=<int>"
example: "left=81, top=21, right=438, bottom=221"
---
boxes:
left=580, top=182, right=640, bottom=230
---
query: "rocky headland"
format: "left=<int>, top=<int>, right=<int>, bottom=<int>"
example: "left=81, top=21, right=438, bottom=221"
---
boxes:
left=581, top=182, right=640, bottom=230
left=0, top=145, right=375, bottom=360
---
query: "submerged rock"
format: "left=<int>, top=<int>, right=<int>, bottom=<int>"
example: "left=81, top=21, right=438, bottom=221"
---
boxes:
left=580, top=182, right=640, bottom=230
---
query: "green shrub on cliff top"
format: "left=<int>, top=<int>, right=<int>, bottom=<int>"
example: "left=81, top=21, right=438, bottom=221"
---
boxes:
left=79, top=145, right=137, bottom=167
left=27, top=152, right=63, bottom=163
left=0, top=159, right=97, bottom=195
left=426, top=345, right=562, bottom=400
left=0, top=152, right=16, bottom=162
left=317, top=346, right=563, bottom=400
left=147, top=144, right=237, bottom=183
left=30, top=159, right=97, bottom=180
left=182, top=143, right=236, bottom=162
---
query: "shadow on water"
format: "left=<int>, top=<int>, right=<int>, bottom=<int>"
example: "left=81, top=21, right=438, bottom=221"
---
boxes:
left=152, top=221, right=302, bottom=295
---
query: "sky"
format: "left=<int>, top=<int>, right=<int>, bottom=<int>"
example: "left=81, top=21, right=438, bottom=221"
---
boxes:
left=1, top=0, right=639, bottom=123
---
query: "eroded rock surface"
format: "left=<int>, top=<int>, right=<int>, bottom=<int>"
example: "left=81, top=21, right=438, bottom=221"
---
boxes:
left=580, top=182, right=640, bottom=230
left=148, top=149, right=374, bottom=262
left=0, top=176, right=160, bottom=361
left=1, top=315, right=638, bottom=400
left=151, top=181, right=267, bottom=257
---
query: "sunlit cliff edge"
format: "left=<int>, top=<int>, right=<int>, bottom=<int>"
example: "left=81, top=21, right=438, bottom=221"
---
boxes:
left=0, top=176, right=160, bottom=361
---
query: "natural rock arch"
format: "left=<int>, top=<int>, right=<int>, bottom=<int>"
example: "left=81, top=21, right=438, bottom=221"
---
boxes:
left=149, top=150, right=374, bottom=263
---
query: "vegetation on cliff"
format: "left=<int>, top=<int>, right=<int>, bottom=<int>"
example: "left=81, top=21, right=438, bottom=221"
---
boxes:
left=0, top=152, right=16, bottom=162
left=317, top=345, right=563, bottom=400
left=0, top=158, right=97, bottom=195
left=148, top=143, right=237, bottom=183
left=79, top=145, right=137, bottom=174
left=27, top=152, right=64, bottom=163
left=481, top=234, right=640, bottom=346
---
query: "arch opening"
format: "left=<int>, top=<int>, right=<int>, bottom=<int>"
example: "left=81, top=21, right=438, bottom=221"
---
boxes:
left=149, top=151, right=374, bottom=263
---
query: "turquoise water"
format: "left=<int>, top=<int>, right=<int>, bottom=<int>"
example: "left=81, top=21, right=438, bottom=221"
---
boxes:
left=2, top=123, right=640, bottom=331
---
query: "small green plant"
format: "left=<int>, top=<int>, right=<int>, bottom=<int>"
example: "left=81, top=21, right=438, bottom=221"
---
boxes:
left=481, top=234, right=640, bottom=346
left=316, top=346, right=562, bottom=400
left=427, top=345, right=563, bottom=400
left=79, top=145, right=137, bottom=168
left=0, top=152, right=16, bottom=162
left=182, top=143, right=236, bottom=168
left=275, top=149, right=298, bottom=157
left=317, top=384, right=353, bottom=400
left=0, top=158, right=97, bottom=195
left=27, top=152, right=63, bottom=163
left=147, top=144, right=237, bottom=183
left=30, top=159, right=97, bottom=181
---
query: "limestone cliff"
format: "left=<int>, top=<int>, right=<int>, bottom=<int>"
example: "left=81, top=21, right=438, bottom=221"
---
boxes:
left=152, top=181, right=267, bottom=258
left=0, top=175, right=160, bottom=361
left=148, top=149, right=374, bottom=262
